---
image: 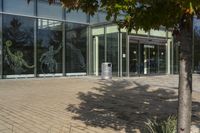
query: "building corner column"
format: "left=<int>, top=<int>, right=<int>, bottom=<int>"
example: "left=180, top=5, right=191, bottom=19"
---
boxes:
left=167, top=39, right=171, bottom=75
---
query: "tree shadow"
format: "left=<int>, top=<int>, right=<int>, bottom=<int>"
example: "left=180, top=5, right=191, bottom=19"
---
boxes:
left=66, top=80, right=200, bottom=132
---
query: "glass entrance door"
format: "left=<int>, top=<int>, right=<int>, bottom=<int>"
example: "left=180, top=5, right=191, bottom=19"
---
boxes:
left=142, top=44, right=158, bottom=74
left=129, top=43, right=139, bottom=75
left=158, top=45, right=166, bottom=73
left=129, top=43, right=166, bottom=75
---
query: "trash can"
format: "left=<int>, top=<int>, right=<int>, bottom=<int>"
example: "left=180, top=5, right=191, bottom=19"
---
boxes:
left=101, top=62, right=112, bottom=79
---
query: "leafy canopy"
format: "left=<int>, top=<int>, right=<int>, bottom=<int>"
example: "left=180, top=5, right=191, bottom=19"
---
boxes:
left=29, top=0, right=200, bottom=31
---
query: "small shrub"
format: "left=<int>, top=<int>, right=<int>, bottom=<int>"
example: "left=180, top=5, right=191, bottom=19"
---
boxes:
left=144, top=116, right=177, bottom=133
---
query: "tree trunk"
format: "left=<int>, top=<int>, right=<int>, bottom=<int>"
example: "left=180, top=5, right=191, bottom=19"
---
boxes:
left=177, top=18, right=193, bottom=133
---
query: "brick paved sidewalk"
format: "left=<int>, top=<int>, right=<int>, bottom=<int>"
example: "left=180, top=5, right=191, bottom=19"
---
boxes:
left=0, top=75, right=199, bottom=133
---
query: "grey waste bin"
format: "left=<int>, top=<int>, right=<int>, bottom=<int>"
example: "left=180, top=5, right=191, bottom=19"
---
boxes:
left=101, top=62, right=112, bottom=79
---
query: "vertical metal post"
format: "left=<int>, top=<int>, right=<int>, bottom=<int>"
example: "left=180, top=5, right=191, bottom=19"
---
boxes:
left=126, top=31, right=129, bottom=77
left=34, top=0, right=37, bottom=77
left=62, top=7, right=66, bottom=76
left=95, top=36, right=99, bottom=76
left=171, top=40, right=174, bottom=74
left=0, top=0, right=2, bottom=78
left=167, top=30, right=171, bottom=75
left=93, top=36, right=96, bottom=76
left=0, top=14, right=2, bottom=79
left=192, top=17, right=195, bottom=73
left=62, top=22, right=66, bottom=76
left=144, top=46, right=147, bottom=74
left=117, top=30, right=119, bottom=77
left=119, top=32, right=123, bottom=77
left=86, top=26, right=91, bottom=75
left=34, top=20, right=37, bottom=77
left=104, top=26, right=107, bottom=62
left=167, top=40, right=170, bottom=75
left=138, top=41, right=141, bottom=76
left=88, top=26, right=93, bottom=75
left=157, top=45, right=160, bottom=73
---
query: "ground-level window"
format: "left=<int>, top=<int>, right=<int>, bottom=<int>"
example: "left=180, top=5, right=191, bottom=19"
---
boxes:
left=65, top=23, right=87, bottom=74
left=37, top=19, right=63, bottom=75
left=2, top=14, right=34, bottom=76
left=193, top=18, right=200, bottom=73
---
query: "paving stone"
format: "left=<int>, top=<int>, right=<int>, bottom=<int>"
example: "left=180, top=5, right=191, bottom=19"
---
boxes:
left=0, top=75, right=199, bottom=133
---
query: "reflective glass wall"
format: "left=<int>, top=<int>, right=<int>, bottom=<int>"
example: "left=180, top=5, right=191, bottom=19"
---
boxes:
left=37, top=19, right=63, bottom=75
left=129, top=43, right=167, bottom=76
left=90, top=11, right=107, bottom=24
left=106, top=26, right=119, bottom=76
left=0, top=0, right=2, bottom=11
left=122, top=32, right=127, bottom=76
left=193, top=17, right=200, bottom=73
left=2, top=15, right=35, bottom=77
left=38, top=0, right=63, bottom=20
left=0, top=14, right=2, bottom=78
left=89, top=25, right=172, bottom=77
left=65, top=23, right=87, bottom=74
left=3, top=0, right=34, bottom=16
left=171, top=17, right=200, bottom=74
left=90, top=25, right=120, bottom=76
left=66, top=10, right=87, bottom=23
left=0, top=0, right=199, bottom=79
left=0, top=0, right=89, bottom=78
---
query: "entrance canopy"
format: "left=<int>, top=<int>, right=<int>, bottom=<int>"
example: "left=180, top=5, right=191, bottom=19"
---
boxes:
left=129, top=35, right=167, bottom=45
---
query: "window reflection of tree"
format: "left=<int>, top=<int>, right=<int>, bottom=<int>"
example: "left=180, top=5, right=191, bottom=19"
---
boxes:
left=38, top=24, right=62, bottom=74
left=194, top=18, right=200, bottom=73
left=66, top=31, right=86, bottom=70
left=3, top=16, right=34, bottom=75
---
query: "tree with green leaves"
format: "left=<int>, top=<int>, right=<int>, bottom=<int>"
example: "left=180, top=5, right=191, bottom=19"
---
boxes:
left=31, top=0, right=200, bottom=132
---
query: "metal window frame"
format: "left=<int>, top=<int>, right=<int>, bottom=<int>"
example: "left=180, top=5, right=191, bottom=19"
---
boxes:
left=0, top=14, right=89, bottom=79
left=0, top=13, right=2, bottom=79
left=0, top=1, right=2, bottom=78
left=126, top=32, right=130, bottom=77
left=119, top=31, right=123, bottom=77
left=34, top=18, right=38, bottom=77
left=62, top=6, right=66, bottom=76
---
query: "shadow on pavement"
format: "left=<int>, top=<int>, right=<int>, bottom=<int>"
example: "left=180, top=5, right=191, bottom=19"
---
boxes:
left=66, top=80, right=200, bottom=133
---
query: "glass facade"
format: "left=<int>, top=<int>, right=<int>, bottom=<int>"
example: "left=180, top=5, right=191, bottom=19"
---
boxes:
left=37, top=19, right=63, bottom=75
left=0, top=0, right=88, bottom=78
left=173, top=43, right=180, bottom=74
left=129, top=43, right=167, bottom=75
left=3, top=0, right=34, bottom=16
left=65, top=23, right=87, bottom=74
left=0, top=14, right=2, bottom=77
left=106, top=26, right=119, bottom=76
left=0, top=0, right=199, bottom=79
left=66, top=10, right=87, bottom=23
left=89, top=26, right=171, bottom=77
left=2, top=15, right=34, bottom=76
left=193, top=17, right=200, bottom=73
left=90, top=11, right=107, bottom=24
left=122, top=33, right=127, bottom=76
left=37, top=0, right=63, bottom=20
left=129, top=42, right=139, bottom=75
left=171, top=40, right=180, bottom=74
left=0, top=0, right=2, bottom=11
left=158, top=45, right=167, bottom=73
